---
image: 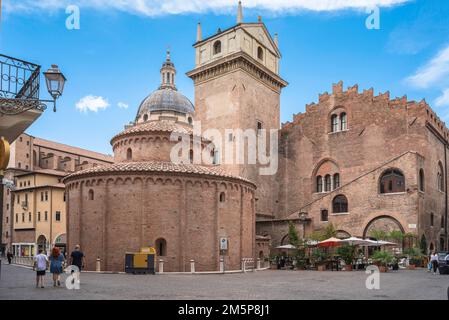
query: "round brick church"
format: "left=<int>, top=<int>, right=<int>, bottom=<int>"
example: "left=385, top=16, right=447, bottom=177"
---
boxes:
left=64, top=52, right=256, bottom=272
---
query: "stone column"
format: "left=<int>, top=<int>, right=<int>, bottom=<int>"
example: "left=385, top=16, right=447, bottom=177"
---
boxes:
left=159, top=259, right=164, bottom=274
left=190, top=259, right=195, bottom=273
left=219, top=257, right=224, bottom=273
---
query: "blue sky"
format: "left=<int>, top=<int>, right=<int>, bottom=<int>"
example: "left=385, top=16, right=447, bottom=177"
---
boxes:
left=1, top=0, right=449, bottom=155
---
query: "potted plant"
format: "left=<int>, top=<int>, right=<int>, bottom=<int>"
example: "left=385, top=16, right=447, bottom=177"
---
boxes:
left=336, top=244, right=356, bottom=271
left=403, top=247, right=424, bottom=269
left=312, top=249, right=329, bottom=271
left=372, top=250, right=394, bottom=272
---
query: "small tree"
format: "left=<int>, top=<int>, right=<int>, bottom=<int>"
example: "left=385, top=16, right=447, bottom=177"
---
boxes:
left=288, top=221, right=300, bottom=247
left=369, top=229, right=387, bottom=241
left=323, top=223, right=337, bottom=239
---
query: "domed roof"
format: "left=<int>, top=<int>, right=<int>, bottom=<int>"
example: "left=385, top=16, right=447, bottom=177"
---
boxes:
left=135, top=50, right=194, bottom=121
left=136, top=88, right=194, bottom=118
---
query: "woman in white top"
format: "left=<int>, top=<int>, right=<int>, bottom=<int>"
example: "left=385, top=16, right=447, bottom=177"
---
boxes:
left=430, top=251, right=439, bottom=275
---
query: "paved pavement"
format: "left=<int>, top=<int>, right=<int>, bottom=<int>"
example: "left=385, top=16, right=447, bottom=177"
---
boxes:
left=0, top=262, right=448, bottom=300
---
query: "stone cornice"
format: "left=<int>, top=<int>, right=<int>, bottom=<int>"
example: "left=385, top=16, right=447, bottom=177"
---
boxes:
left=186, top=51, right=288, bottom=94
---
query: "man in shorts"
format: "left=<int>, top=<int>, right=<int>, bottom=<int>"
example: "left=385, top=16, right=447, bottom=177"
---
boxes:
left=33, top=249, right=49, bottom=288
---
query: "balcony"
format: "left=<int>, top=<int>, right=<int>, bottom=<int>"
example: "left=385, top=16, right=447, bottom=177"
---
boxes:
left=0, top=54, right=46, bottom=143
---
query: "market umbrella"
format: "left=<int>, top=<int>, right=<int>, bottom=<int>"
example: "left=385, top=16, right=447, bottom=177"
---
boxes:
left=364, top=239, right=398, bottom=246
left=275, top=244, right=297, bottom=249
left=340, top=237, right=373, bottom=246
left=317, top=237, right=343, bottom=247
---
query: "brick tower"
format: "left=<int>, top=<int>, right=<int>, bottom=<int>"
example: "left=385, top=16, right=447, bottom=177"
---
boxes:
left=186, top=1, right=288, bottom=216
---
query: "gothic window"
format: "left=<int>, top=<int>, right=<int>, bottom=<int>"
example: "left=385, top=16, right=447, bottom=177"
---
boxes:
left=219, top=192, right=226, bottom=203
left=333, top=173, right=340, bottom=189
left=437, top=162, right=444, bottom=192
left=126, top=148, right=132, bottom=161
left=257, top=46, right=263, bottom=60
left=332, top=195, right=348, bottom=213
left=213, top=41, right=222, bottom=55
left=331, top=114, right=339, bottom=132
left=316, top=176, right=323, bottom=193
left=155, top=238, right=167, bottom=256
left=419, top=169, right=425, bottom=192
left=321, top=209, right=328, bottom=222
left=379, top=169, right=405, bottom=194
left=324, top=175, right=331, bottom=192
left=340, top=113, right=347, bottom=131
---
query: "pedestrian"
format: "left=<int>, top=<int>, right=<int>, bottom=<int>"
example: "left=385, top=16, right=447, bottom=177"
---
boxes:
left=69, top=244, right=85, bottom=271
left=33, top=249, right=49, bottom=288
left=430, top=251, right=439, bottom=275
left=6, top=251, right=13, bottom=264
left=49, top=247, right=65, bottom=287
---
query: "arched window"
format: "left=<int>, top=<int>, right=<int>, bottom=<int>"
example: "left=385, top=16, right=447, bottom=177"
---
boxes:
left=437, top=162, right=444, bottom=192
left=155, top=238, right=167, bottom=256
left=143, top=114, right=148, bottom=122
left=419, top=169, right=425, bottom=192
left=126, top=148, right=132, bottom=161
left=332, top=195, right=348, bottom=213
left=188, top=117, right=193, bottom=125
left=331, top=114, right=339, bottom=132
left=333, top=173, right=340, bottom=189
left=189, top=150, right=194, bottom=163
left=340, top=113, right=347, bottom=131
left=213, top=41, right=221, bottom=55
left=379, top=169, right=405, bottom=194
left=257, top=46, right=263, bottom=60
left=88, top=189, right=94, bottom=201
left=324, top=175, right=331, bottom=192
left=430, top=213, right=434, bottom=227
left=441, top=214, right=445, bottom=229
left=316, top=176, right=323, bottom=193
left=219, top=192, right=226, bottom=202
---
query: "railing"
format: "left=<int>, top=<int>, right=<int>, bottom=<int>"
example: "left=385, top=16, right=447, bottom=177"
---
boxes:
left=0, top=54, right=46, bottom=115
left=12, top=256, right=34, bottom=267
left=0, top=54, right=40, bottom=100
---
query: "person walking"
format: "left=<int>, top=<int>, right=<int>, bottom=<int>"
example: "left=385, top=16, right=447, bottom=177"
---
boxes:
left=49, top=247, right=65, bottom=287
left=430, top=251, right=439, bottom=275
left=69, top=245, right=85, bottom=271
left=6, top=251, right=13, bottom=264
left=33, top=249, right=49, bottom=288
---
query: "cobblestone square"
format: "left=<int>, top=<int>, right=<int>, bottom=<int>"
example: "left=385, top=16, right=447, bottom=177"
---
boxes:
left=0, top=263, right=447, bottom=300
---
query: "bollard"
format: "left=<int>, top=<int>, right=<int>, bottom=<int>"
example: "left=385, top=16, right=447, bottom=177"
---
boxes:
left=190, top=259, right=195, bottom=273
left=257, top=258, right=261, bottom=270
left=220, top=257, right=224, bottom=273
left=96, top=257, right=101, bottom=272
left=159, top=259, right=164, bottom=274
left=242, top=259, right=246, bottom=273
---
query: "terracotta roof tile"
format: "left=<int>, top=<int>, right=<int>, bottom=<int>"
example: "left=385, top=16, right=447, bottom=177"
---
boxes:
left=63, top=161, right=255, bottom=186
left=111, top=120, right=193, bottom=143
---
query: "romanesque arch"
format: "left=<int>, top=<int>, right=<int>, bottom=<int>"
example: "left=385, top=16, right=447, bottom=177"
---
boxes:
left=363, top=215, right=405, bottom=239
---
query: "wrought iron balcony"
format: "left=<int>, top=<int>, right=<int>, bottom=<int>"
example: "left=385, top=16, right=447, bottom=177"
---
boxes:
left=0, top=54, right=47, bottom=115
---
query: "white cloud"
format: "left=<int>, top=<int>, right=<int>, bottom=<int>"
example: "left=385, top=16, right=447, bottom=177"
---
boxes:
left=406, top=44, right=449, bottom=89
left=3, top=0, right=411, bottom=16
left=436, top=89, right=449, bottom=108
left=118, top=102, right=129, bottom=109
left=76, top=95, right=110, bottom=113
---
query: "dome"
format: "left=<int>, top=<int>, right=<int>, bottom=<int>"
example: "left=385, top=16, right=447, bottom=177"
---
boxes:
left=135, top=50, right=194, bottom=122
left=136, top=88, right=194, bottom=119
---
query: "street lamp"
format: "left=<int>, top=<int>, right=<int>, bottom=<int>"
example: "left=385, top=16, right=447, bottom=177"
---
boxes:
left=43, top=64, right=67, bottom=112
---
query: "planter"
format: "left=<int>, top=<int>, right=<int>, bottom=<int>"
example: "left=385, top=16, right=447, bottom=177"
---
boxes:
left=407, top=264, right=416, bottom=270
left=378, top=265, right=388, bottom=273
left=317, top=265, right=326, bottom=271
left=344, top=264, right=353, bottom=271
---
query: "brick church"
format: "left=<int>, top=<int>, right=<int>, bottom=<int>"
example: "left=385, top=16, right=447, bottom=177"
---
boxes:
left=63, top=2, right=448, bottom=272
